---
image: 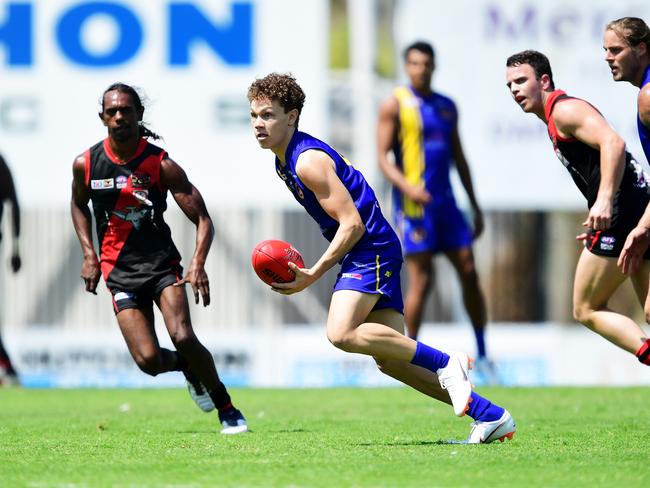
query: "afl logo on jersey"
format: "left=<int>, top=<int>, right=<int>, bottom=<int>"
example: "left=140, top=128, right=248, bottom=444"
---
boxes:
left=116, top=175, right=128, bottom=189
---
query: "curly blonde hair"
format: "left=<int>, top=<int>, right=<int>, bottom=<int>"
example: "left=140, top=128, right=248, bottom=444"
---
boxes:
left=247, top=73, right=306, bottom=127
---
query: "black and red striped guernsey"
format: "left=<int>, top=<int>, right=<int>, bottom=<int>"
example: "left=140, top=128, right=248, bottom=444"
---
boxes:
left=84, top=138, right=182, bottom=290
left=545, top=89, right=650, bottom=224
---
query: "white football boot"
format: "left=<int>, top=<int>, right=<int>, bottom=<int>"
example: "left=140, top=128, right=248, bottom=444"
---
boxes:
left=437, top=351, right=474, bottom=416
left=185, top=379, right=215, bottom=412
left=219, top=408, right=249, bottom=435
left=466, top=409, right=516, bottom=444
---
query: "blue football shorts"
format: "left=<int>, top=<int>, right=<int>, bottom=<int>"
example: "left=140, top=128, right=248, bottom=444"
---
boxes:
left=396, top=200, right=473, bottom=255
left=333, top=249, right=404, bottom=314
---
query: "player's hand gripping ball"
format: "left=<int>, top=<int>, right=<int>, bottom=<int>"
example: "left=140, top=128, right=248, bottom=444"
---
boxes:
left=251, top=240, right=305, bottom=285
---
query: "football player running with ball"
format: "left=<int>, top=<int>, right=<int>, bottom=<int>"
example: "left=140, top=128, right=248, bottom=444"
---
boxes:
left=71, top=83, right=246, bottom=434
left=248, top=73, right=515, bottom=444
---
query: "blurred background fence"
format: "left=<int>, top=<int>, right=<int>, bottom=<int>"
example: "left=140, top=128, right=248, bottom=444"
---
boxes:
left=1, top=206, right=643, bottom=330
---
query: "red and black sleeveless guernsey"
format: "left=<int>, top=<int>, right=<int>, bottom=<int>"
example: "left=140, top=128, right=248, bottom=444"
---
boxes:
left=84, top=138, right=182, bottom=291
left=546, top=90, right=650, bottom=257
left=545, top=90, right=650, bottom=214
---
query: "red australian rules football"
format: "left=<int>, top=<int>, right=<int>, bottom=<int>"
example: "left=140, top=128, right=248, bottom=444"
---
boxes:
left=251, top=240, right=305, bottom=285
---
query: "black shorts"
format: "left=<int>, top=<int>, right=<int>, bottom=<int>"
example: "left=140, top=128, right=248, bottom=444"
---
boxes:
left=584, top=226, right=650, bottom=260
left=109, top=268, right=182, bottom=314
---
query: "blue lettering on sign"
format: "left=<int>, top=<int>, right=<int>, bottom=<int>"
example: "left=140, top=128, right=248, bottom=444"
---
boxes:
left=485, top=5, right=538, bottom=39
left=0, top=1, right=253, bottom=68
left=169, top=2, right=253, bottom=66
left=56, top=2, right=143, bottom=66
left=484, top=5, right=635, bottom=43
left=0, top=4, right=31, bottom=65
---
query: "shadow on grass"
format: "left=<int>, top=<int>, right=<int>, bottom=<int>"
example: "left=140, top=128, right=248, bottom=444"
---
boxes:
left=353, top=439, right=466, bottom=446
left=175, top=427, right=308, bottom=434
left=269, top=428, right=310, bottom=434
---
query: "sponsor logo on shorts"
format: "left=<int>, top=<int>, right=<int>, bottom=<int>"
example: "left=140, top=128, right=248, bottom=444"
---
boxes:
left=341, top=272, right=362, bottom=280
left=352, top=261, right=376, bottom=270
left=116, top=175, right=128, bottom=189
left=600, top=236, right=616, bottom=251
left=114, top=291, right=135, bottom=302
left=91, top=178, right=114, bottom=190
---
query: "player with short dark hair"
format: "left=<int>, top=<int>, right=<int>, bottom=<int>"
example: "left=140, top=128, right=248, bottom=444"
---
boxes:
left=0, top=154, right=21, bottom=386
left=71, top=83, right=247, bottom=433
left=248, top=72, right=515, bottom=444
left=506, top=50, right=650, bottom=364
left=377, top=40, right=495, bottom=381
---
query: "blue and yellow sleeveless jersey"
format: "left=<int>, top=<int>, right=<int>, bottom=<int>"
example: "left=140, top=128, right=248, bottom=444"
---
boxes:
left=276, top=130, right=402, bottom=259
left=392, top=86, right=458, bottom=217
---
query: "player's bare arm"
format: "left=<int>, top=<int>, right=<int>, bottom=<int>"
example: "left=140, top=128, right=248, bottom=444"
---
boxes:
left=619, top=83, right=650, bottom=273
left=451, top=121, right=484, bottom=237
left=377, top=96, right=432, bottom=205
left=618, top=209, right=650, bottom=274
left=71, top=154, right=101, bottom=294
left=161, top=157, right=214, bottom=306
left=552, top=100, right=625, bottom=231
left=272, top=150, right=365, bottom=295
left=639, top=84, right=650, bottom=130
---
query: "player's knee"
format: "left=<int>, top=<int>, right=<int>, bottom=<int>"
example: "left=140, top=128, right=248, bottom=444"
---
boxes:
left=458, top=265, right=479, bottom=286
left=327, top=329, right=357, bottom=352
left=133, top=351, right=162, bottom=376
left=169, top=325, right=197, bottom=352
left=572, top=303, right=593, bottom=327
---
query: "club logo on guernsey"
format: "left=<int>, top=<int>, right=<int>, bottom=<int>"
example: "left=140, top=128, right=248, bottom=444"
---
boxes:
left=277, top=168, right=304, bottom=199
left=438, top=107, right=454, bottom=121
left=112, top=206, right=152, bottom=230
left=410, top=228, right=426, bottom=243
left=629, top=157, right=650, bottom=190
left=91, top=178, right=114, bottom=190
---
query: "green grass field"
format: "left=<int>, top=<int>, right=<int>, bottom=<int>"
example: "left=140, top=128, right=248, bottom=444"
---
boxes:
left=1, top=386, right=648, bottom=487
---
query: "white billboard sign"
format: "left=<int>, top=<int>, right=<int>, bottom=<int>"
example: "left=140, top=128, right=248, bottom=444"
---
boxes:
left=395, top=0, right=650, bottom=209
left=0, top=0, right=328, bottom=208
